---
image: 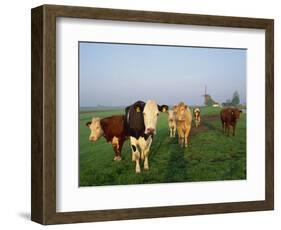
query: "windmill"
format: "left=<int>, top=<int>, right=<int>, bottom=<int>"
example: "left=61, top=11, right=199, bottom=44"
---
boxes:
left=202, top=85, right=217, bottom=106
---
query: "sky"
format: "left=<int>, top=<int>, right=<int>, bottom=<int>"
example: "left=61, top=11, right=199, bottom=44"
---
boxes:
left=79, top=42, right=246, bottom=107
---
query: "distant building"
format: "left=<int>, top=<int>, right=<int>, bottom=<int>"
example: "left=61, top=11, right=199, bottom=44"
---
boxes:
left=202, top=86, right=219, bottom=106
left=212, top=103, right=220, bottom=107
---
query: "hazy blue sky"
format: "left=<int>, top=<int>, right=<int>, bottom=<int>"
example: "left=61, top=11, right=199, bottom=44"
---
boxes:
left=79, top=42, right=246, bottom=107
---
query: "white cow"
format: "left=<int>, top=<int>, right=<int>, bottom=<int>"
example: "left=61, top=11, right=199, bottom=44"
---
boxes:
left=168, top=110, right=177, bottom=137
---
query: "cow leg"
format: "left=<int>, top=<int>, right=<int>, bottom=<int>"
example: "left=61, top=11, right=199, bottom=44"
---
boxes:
left=233, top=124, right=236, bottom=136
left=134, top=152, right=141, bottom=172
left=130, top=138, right=137, bottom=162
left=143, top=137, right=152, bottom=170
left=140, top=137, right=147, bottom=161
left=182, top=131, right=186, bottom=147
left=141, top=150, right=145, bottom=161
left=178, top=135, right=182, bottom=145
left=113, top=145, right=119, bottom=161
left=177, top=128, right=184, bottom=147
left=173, top=127, right=176, bottom=137
left=169, top=128, right=173, bottom=138
left=135, top=158, right=141, bottom=173
left=130, top=137, right=141, bottom=173
left=227, top=124, right=230, bottom=136
left=144, top=150, right=149, bottom=170
left=112, top=137, right=121, bottom=161
left=179, top=137, right=184, bottom=146
left=131, top=145, right=136, bottom=161
left=181, top=137, right=184, bottom=147
left=185, top=126, right=191, bottom=148
left=225, top=124, right=228, bottom=135
left=116, top=138, right=124, bottom=161
left=144, top=156, right=149, bottom=170
left=112, top=145, right=119, bottom=161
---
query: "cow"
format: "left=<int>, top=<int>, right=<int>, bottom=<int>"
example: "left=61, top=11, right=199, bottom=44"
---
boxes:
left=220, top=107, right=242, bottom=136
left=86, top=115, right=128, bottom=161
left=168, top=110, right=176, bottom=137
left=173, top=102, right=192, bottom=148
left=125, top=100, right=168, bottom=173
left=193, top=108, right=201, bottom=127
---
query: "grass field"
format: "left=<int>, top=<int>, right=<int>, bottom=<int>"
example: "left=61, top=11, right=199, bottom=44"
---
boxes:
left=79, top=106, right=246, bottom=186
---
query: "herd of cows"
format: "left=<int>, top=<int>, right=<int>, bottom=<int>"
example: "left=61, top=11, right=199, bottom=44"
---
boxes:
left=86, top=100, right=242, bottom=173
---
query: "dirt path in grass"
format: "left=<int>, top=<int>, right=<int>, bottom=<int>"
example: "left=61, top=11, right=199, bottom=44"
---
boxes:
left=190, top=114, right=220, bottom=137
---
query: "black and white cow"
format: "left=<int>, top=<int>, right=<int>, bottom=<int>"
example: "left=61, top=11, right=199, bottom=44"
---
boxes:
left=125, top=100, right=168, bottom=173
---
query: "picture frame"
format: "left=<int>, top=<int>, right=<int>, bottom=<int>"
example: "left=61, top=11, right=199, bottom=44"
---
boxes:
left=31, top=4, right=274, bottom=225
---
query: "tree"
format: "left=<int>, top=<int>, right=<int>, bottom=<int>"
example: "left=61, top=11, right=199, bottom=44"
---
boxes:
left=231, top=91, right=240, bottom=106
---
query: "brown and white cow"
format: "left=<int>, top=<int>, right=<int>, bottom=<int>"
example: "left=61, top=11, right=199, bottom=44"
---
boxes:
left=168, top=110, right=176, bottom=137
left=86, top=115, right=128, bottom=161
left=193, top=108, right=201, bottom=127
left=173, top=102, right=192, bottom=148
left=220, top=107, right=242, bottom=136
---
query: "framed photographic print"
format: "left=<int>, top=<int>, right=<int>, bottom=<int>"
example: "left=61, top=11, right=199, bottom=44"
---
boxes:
left=31, top=4, right=274, bottom=225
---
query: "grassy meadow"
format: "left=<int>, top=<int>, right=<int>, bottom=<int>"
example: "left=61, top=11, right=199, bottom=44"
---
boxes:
left=79, top=106, right=246, bottom=186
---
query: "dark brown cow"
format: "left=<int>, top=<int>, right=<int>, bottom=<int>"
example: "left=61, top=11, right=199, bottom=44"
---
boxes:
left=86, top=115, right=128, bottom=161
left=220, top=108, right=242, bottom=136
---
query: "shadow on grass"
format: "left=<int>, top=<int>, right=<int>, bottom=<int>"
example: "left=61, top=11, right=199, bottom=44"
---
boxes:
left=202, top=119, right=220, bottom=133
left=163, top=139, right=189, bottom=183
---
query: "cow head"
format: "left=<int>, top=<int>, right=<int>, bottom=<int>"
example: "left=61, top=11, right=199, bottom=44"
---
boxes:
left=174, top=102, right=188, bottom=121
left=193, top=108, right=200, bottom=119
left=168, top=110, right=176, bottom=122
left=132, top=100, right=168, bottom=135
left=86, top=117, right=104, bottom=141
left=231, top=109, right=242, bottom=121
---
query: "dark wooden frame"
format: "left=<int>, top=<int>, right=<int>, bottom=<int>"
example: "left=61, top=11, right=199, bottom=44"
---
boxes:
left=31, top=4, right=274, bottom=225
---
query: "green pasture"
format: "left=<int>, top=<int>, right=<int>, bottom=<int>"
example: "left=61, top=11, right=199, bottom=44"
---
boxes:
left=79, top=106, right=246, bottom=186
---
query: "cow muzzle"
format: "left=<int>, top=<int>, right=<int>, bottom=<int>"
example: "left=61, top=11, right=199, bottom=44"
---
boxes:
left=89, top=136, right=97, bottom=141
left=146, top=128, right=155, bottom=135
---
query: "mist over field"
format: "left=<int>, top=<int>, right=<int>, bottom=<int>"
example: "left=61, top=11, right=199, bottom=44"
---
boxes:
left=79, top=42, right=246, bottom=107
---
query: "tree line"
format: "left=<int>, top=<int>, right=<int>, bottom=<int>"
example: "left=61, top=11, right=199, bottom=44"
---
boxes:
left=222, top=90, right=241, bottom=107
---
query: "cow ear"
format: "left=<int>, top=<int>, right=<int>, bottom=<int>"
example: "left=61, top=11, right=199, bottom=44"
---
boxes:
left=135, top=106, right=141, bottom=112
left=134, top=102, right=144, bottom=113
left=185, top=105, right=188, bottom=109
left=158, top=105, right=169, bottom=113
left=86, top=121, right=91, bottom=127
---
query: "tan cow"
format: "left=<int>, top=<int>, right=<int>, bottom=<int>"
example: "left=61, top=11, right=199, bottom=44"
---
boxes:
left=173, top=102, right=192, bottom=148
left=168, top=110, right=177, bottom=138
